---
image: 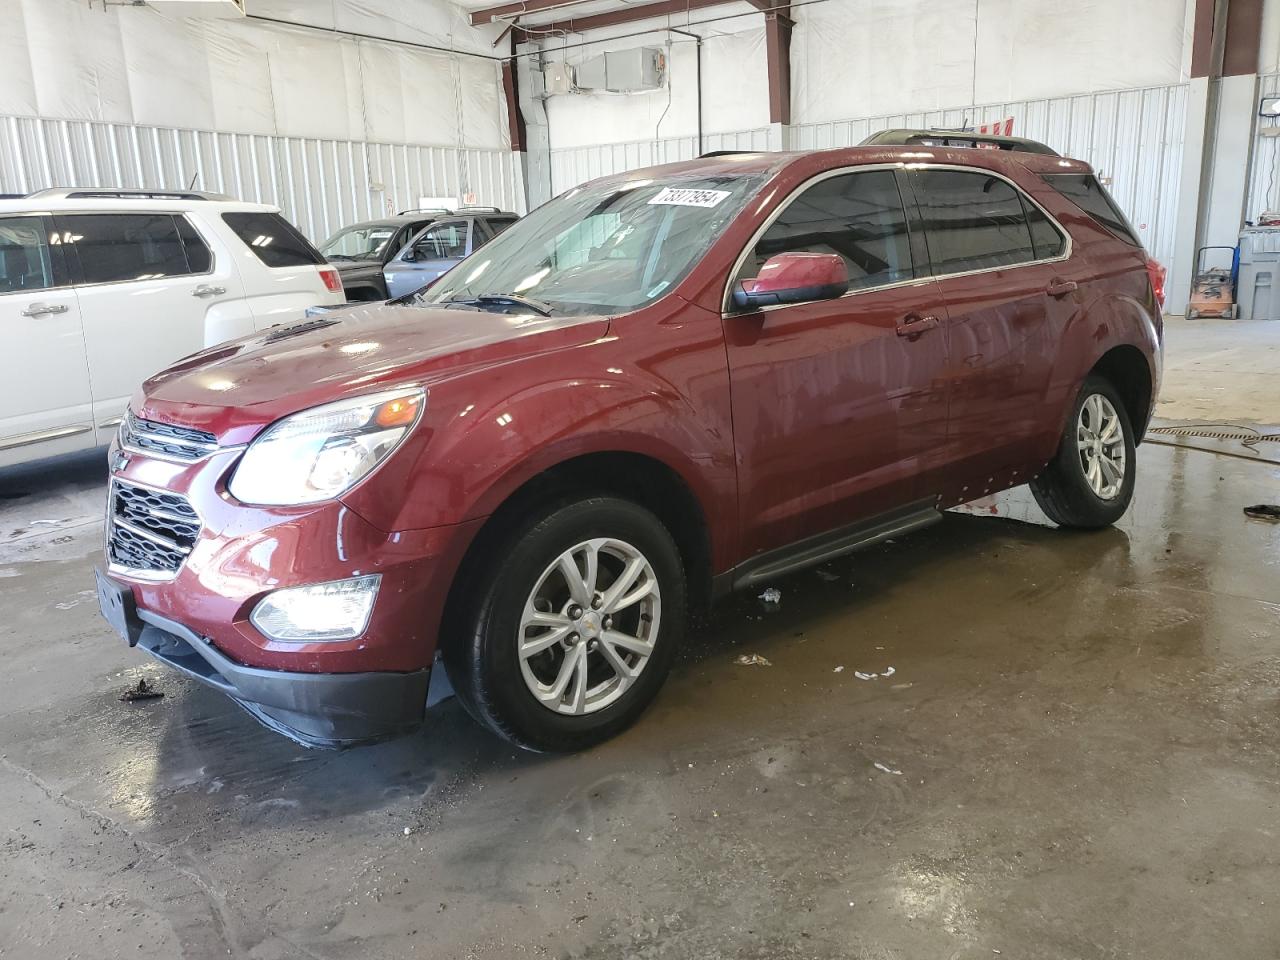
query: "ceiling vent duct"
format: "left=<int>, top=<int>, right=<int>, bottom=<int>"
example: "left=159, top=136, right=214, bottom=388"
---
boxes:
left=574, top=47, right=666, bottom=93
left=143, top=0, right=245, bottom=17
left=544, top=61, right=575, bottom=97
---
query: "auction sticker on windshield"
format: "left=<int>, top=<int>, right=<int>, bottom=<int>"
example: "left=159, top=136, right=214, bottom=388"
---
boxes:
left=647, top=187, right=732, bottom=207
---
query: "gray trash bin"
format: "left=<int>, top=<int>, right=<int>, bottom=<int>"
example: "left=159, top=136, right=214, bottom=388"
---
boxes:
left=1237, top=226, right=1280, bottom=321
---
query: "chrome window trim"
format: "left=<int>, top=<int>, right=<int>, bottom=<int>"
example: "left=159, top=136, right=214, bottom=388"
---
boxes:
left=721, top=160, right=1072, bottom=317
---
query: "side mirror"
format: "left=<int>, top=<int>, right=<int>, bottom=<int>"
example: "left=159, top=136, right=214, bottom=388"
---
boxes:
left=732, top=252, right=849, bottom=311
left=402, top=248, right=420, bottom=263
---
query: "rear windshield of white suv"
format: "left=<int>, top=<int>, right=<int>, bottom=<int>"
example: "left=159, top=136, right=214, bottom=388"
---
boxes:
left=221, top=212, right=326, bottom=268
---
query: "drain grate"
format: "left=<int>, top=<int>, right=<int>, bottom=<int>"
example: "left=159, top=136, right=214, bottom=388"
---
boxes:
left=1150, top=425, right=1280, bottom=444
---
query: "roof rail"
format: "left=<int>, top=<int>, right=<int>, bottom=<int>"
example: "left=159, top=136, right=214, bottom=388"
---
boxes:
left=26, top=187, right=234, bottom=201
left=860, top=128, right=1059, bottom=156
left=396, top=207, right=453, bottom=216
left=453, top=205, right=505, bottom=213
left=699, top=149, right=767, bottom=158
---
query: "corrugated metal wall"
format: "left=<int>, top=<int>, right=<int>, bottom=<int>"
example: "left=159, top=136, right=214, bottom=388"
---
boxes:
left=545, top=82, right=1187, bottom=267
left=0, top=114, right=526, bottom=242
left=549, top=128, right=771, bottom=195
left=1247, top=73, right=1280, bottom=222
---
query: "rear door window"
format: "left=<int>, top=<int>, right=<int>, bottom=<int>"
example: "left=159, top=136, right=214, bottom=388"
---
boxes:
left=60, top=214, right=199, bottom=285
left=911, top=169, right=1041, bottom=274
left=221, top=211, right=325, bottom=268
left=741, top=169, right=914, bottom=291
left=484, top=217, right=518, bottom=238
left=1043, top=174, right=1140, bottom=246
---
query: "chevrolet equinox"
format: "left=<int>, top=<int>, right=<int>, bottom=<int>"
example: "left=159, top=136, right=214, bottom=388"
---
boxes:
left=96, top=134, right=1165, bottom=752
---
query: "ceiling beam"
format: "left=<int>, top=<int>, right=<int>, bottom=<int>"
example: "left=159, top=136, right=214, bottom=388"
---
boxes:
left=470, top=0, right=595, bottom=27
left=521, top=0, right=731, bottom=36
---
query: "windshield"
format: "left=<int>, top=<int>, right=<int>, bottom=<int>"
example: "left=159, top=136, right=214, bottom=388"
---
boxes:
left=320, top=224, right=399, bottom=260
left=417, top=173, right=767, bottom=315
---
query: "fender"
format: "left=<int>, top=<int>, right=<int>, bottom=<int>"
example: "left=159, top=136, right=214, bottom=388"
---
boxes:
left=341, top=311, right=738, bottom=568
left=1038, top=285, right=1161, bottom=462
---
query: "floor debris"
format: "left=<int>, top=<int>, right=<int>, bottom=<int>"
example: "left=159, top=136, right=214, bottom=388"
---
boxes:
left=1243, top=504, right=1280, bottom=522
left=816, top=569, right=840, bottom=581
left=873, top=762, right=903, bottom=775
left=855, top=667, right=897, bottom=681
left=734, top=653, right=772, bottom=667
left=758, top=587, right=782, bottom=604
left=119, top=678, right=163, bottom=703
left=833, top=665, right=845, bottom=673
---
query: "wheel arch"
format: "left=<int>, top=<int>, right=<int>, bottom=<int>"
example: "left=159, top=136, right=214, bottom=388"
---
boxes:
left=438, top=446, right=720, bottom=660
left=1089, top=343, right=1154, bottom=441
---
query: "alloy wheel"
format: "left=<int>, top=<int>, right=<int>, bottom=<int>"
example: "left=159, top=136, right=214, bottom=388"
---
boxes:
left=1077, top=393, right=1126, bottom=500
left=517, top=538, right=662, bottom=716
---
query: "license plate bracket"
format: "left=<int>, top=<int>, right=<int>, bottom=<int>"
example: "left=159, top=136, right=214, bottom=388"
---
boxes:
left=95, top=568, right=143, bottom=647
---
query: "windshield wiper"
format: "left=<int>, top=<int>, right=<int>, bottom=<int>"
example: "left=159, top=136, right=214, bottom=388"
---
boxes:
left=445, top=293, right=555, bottom=317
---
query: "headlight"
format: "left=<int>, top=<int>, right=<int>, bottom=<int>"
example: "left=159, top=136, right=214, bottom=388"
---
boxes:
left=228, top=388, right=424, bottom=505
left=251, top=575, right=381, bottom=642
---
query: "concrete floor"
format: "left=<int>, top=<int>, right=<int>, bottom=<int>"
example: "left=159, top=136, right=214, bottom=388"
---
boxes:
left=1158, top=315, right=1280, bottom=424
left=1, top=431, right=1278, bottom=959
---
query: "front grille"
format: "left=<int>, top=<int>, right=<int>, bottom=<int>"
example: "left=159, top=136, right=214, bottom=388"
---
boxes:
left=121, top=410, right=218, bottom=462
left=107, top=481, right=200, bottom=577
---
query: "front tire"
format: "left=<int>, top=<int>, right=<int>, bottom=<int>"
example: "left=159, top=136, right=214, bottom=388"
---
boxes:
left=443, top=497, right=686, bottom=752
left=1030, top=375, right=1136, bottom=529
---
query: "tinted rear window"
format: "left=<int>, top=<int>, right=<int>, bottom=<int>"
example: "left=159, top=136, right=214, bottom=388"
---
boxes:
left=62, top=213, right=201, bottom=284
left=1044, top=174, right=1140, bottom=246
left=912, top=169, right=1038, bottom=273
left=221, top=212, right=324, bottom=268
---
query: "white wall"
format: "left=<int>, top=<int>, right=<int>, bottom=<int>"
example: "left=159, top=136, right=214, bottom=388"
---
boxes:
left=542, top=26, right=769, bottom=150
left=0, top=0, right=508, bottom=150
left=538, top=0, right=1190, bottom=146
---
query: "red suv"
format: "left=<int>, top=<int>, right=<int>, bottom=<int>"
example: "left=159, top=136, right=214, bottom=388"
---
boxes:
left=95, top=133, right=1164, bottom=752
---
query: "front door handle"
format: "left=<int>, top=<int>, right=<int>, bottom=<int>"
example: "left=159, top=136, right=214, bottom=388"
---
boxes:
left=21, top=302, right=69, bottom=318
left=192, top=284, right=227, bottom=298
left=896, top=313, right=940, bottom=340
left=1046, top=278, right=1078, bottom=298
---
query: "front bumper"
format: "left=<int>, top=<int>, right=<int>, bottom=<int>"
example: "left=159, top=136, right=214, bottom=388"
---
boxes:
left=104, top=571, right=430, bottom=747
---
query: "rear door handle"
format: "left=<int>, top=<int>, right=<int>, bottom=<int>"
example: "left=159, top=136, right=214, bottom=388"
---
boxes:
left=20, top=302, right=69, bottom=318
left=1046, top=278, right=1078, bottom=298
left=192, top=284, right=227, bottom=298
left=896, top=313, right=940, bottom=339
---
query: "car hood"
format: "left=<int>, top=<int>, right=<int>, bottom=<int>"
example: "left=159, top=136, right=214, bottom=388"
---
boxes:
left=137, top=302, right=609, bottom=444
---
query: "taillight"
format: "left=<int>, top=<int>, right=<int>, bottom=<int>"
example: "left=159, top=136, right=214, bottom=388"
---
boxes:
left=1145, top=256, right=1166, bottom=308
left=319, top=266, right=343, bottom=294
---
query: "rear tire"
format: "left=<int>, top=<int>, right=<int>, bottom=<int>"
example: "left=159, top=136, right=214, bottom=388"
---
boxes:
left=443, top=497, right=686, bottom=752
left=1030, top=375, right=1136, bottom=529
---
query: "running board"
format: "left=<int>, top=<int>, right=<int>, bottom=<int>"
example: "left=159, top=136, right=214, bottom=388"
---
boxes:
left=728, top=499, right=942, bottom=592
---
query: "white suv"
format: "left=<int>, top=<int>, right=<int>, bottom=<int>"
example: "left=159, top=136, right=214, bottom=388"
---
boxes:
left=0, top=189, right=344, bottom=468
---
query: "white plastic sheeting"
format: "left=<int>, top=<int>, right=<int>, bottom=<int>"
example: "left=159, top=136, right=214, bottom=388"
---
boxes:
left=0, top=0, right=507, bottom=149
left=1248, top=73, right=1280, bottom=222
left=790, top=0, right=1188, bottom=125
left=0, top=115, right=526, bottom=242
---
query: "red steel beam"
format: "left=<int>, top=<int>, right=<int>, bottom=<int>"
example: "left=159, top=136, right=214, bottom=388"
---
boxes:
left=525, top=0, right=731, bottom=36
left=500, top=52, right=527, bottom=152
left=1222, top=0, right=1263, bottom=76
left=763, top=5, right=792, bottom=125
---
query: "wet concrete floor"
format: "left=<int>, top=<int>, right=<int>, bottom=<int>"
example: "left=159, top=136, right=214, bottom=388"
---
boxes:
left=0, top=442, right=1277, bottom=959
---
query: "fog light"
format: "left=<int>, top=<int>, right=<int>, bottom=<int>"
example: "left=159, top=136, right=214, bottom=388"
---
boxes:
left=250, top=575, right=381, bottom=642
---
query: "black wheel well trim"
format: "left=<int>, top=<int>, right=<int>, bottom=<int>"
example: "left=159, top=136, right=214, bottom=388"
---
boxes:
left=1088, top=344, right=1154, bottom=441
left=438, top=450, right=714, bottom=656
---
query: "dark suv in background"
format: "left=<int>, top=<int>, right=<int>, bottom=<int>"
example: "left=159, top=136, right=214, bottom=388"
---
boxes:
left=320, top=208, right=519, bottom=301
left=97, top=132, right=1163, bottom=754
left=318, top=210, right=447, bottom=301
